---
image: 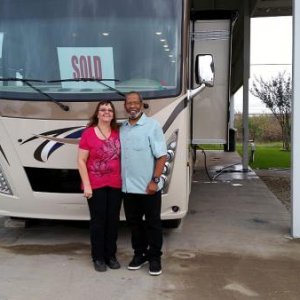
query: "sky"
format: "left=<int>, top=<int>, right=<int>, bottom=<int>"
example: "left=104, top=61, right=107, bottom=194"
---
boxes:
left=234, top=16, right=293, bottom=114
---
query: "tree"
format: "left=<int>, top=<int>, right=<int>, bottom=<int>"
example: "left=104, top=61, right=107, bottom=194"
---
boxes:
left=250, top=72, right=292, bottom=150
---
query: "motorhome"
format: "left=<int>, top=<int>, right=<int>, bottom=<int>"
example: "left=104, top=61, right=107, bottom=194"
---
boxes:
left=0, top=0, right=234, bottom=227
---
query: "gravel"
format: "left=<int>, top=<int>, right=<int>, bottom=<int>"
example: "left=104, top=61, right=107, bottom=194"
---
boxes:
left=255, top=169, right=291, bottom=211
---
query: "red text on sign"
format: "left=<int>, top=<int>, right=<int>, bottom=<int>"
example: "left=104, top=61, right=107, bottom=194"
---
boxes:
left=71, top=55, right=102, bottom=79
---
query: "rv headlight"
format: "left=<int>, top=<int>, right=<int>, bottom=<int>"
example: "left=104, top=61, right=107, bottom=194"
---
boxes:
left=160, top=175, right=169, bottom=189
left=163, top=162, right=171, bottom=175
left=0, top=164, right=13, bottom=195
left=166, top=150, right=175, bottom=162
left=161, top=130, right=178, bottom=194
left=169, top=141, right=177, bottom=150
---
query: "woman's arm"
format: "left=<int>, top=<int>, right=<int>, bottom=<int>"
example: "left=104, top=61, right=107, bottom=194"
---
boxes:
left=78, top=149, right=93, bottom=199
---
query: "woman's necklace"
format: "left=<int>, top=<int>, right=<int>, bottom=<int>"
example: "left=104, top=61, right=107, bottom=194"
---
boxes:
left=97, top=125, right=118, bottom=155
left=97, top=125, right=110, bottom=140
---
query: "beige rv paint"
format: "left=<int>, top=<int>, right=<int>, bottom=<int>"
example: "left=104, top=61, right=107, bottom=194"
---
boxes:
left=0, top=95, right=184, bottom=120
left=0, top=93, right=190, bottom=220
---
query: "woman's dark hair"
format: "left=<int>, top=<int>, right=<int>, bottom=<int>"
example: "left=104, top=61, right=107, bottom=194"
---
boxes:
left=87, top=100, right=118, bottom=129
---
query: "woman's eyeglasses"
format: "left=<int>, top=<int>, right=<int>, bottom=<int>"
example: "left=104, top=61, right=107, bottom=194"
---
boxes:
left=99, top=108, right=113, bottom=113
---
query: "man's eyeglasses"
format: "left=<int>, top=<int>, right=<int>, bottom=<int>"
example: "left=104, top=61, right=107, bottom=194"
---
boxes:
left=99, top=108, right=113, bottom=113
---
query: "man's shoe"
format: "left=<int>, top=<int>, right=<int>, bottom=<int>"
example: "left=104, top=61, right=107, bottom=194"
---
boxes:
left=93, top=260, right=107, bottom=272
left=106, top=257, right=121, bottom=269
left=128, top=254, right=148, bottom=270
left=149, top=259, right=162, bottom=276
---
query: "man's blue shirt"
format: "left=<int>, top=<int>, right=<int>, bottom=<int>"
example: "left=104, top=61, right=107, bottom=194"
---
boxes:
left=120, top=113, right=167, bottom=194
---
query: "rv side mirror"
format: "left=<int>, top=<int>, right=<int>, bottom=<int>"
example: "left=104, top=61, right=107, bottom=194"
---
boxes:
left=195, top=54, right=215, bottom=87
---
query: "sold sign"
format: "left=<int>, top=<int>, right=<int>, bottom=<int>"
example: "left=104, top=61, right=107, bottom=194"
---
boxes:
left=72, top=55, right=102, bottom=79
left=57, top=47, right=115, bottom=89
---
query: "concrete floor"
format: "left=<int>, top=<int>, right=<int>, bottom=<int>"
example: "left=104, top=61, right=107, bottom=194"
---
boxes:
left=1, top=150, right=300, bottom=300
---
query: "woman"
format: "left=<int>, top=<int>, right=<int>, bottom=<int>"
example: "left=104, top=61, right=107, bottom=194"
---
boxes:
left=78, top=100, right=122, bottom=272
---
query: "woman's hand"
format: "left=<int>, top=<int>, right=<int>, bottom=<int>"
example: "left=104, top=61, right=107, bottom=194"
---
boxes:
left=84, top=186, right=93, bottom=199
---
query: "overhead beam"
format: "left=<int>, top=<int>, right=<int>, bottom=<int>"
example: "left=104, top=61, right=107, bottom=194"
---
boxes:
left=256, top=0, right=292, bottom=8
left=251, top=0, right=292, bottom=17
left=250, top=0, right=261, bottom=16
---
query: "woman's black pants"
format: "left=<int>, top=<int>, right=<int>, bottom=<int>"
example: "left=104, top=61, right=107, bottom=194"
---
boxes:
left=87, top=187, right=122, bottom=261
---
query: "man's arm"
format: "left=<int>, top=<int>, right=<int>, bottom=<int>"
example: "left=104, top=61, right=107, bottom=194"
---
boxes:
left=146, top=155, right=167, bottom=195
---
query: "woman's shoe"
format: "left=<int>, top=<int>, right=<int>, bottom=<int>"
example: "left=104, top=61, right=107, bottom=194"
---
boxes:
left=93, top=260, right=107, bottom=272
left=106, top=257, right=121, bottom=269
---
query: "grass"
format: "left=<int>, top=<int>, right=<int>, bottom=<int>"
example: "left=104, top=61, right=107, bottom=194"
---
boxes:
left=197, top=142, right=291, bottom=169
left=236, top=142, right=291, bottom=169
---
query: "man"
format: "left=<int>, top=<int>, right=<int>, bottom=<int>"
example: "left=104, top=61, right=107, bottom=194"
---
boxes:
left=120, top=91, right=167, bottom=276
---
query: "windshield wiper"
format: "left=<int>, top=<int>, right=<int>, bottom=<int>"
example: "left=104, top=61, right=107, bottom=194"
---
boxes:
left=0, top=78, right=69, bottom=111
left=48, top=78, right=126, bottom=97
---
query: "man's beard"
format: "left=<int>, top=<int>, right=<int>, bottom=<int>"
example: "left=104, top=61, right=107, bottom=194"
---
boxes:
left=129, top=110, right=142, bottom=120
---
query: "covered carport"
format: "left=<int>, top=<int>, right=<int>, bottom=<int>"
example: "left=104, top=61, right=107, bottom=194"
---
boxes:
left=191, top=0, right=299, bottom=236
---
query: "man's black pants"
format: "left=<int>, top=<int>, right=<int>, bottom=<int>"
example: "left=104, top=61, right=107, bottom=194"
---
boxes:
left=87, top=187, right=122, bottom=261
left=123, top=191, right=163, bottom=259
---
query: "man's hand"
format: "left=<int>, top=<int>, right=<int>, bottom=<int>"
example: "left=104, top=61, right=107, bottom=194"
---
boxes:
left=146, top=181, right=158, bottom=195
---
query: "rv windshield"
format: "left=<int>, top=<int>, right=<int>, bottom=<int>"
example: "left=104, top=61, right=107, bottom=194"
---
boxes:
left=0, top=0, right=182, bottom=101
